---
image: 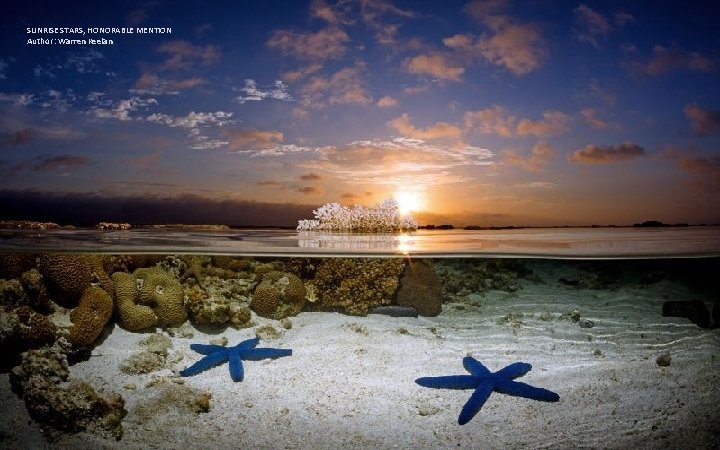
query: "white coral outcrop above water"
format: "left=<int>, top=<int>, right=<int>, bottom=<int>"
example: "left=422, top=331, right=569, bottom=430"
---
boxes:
left=297, top=198, right=418, bottom=232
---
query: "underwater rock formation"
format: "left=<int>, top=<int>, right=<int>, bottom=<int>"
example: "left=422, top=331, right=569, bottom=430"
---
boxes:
left=113, top=267, right=186, bottom=331
left=0, top=305, right=57, bottom=371
left=311, top=258, right=406, bottom=316
left=9, top=341, right=126, bottom=439
left=184, top=274, right=255, bottom=327
left=67, top=286, right=114, bottom=347
left=436, top=259, right=528, bottom=300
left=0, top=278, right=29, bottom=309
left=251, top=271, right=306, bottom=319
left=395, top=260, right=443, bottom=317
left=20, top=268, right=53, bottom=313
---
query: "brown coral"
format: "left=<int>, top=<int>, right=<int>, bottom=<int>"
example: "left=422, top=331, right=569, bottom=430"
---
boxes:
left=113, top=268, right=186, bottom=332
left=395, top=259, right=443, bottom=316
left=250, top=271, right=306, bottom=319
left=68, top=286, right=113, bottom=347
left=0, top=252, right=36, bottom=279
left=312, top=258, right=406, bottom=316
left=38, top=254, right=92, bottom=307
left=21, top=269, right=53, bottom=313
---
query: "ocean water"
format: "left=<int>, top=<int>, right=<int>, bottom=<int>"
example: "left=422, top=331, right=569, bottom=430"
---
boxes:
left=1, top=226, right=719, bottom=449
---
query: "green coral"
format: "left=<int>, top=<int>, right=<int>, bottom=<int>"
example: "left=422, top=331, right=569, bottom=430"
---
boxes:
left=312, top=258, right=406, bottom=316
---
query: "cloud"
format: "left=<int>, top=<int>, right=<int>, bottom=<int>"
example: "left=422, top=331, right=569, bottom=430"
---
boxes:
left=0, top=93, right=34, bottom=106
left=281, top=64, right=323, bottom=83
left=626, top=46, right=716, bottom=76
left=257, top=180, right=284, bottom=187
left=573, top=4, right=610, bottom=48
left=684, top=103, right=720, bottom=135
left=464, top=106, right=570, bottom=137
left=376, top=96, right=397, bottom=107
left=464, top=105, right=516, bottom=137
left=516, top=110, right=571, bottom=137
left=569, top=142, right=645, bottom=164
left=233, top=79, right=294, bottom=104
left=267, top=27, right=349, bottom=61
left=4, top=154, right=91, bottom=176
left=65, top=49, right=104, bottom=73
left=0, top=190, right=316, bottom=227
left=403, top=53, right=465, bottom=81
left=296, top=186, right=321, bottom=195
left=387, top=113, right=462, bottom=140
left=586, top=78, right=616, bottom=105
left=455, top=0, right=545, bottom=76
left=156, top=40, right=220, bottom=71
left=504, top=141, right=555, bottom=171
left=0, top=58, right=10, bottom=79
left=299, top=65, right=372, bottom=108
left=222, top=129, right=284, bottom=151
left=89, top=96, right=158, bottom=121
left=301, top=137, right=494, bottom=188
left=146, top=111, right=233, bottom=128
left=131, top=73, right=206, bottom=95
left=1, top=126, right=84, bottom=146
left=300, top=173, right=322, bottom=180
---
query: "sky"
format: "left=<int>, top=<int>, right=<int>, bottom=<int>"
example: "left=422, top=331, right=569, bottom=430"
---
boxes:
left=1, top=0, right=719, bottom=227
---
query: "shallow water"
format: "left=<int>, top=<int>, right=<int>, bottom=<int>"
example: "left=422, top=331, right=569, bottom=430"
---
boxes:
left=1, top=228, right=719, bottom=449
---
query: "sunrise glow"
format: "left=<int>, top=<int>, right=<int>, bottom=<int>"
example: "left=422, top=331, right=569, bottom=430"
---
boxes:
left=394, top=190, right=424, bottom=215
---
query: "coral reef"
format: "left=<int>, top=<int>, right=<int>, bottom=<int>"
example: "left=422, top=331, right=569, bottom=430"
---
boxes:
left=0, top=278, right=29, bottom=309
left=436, top=259, right=529, bottom=300
left=0, top=305, right=57, bottom=370
left=251, top=271, right=306, bottom=319
left=311, top=258, right=405, bottom=316
left=67, top=286, right=114, bottom=347
left=395, top=259, right=443, bottom=317
left=9, top=341, right=126, bottom=439
left=297, top=198, right=418, bottom=232
left=0, top=252, right=36, bottom=279
left=113, top=267, right=186, bottom=332
left=21, top=268, right=53, bottom=313
left=184, top=276, right=255, bottom=327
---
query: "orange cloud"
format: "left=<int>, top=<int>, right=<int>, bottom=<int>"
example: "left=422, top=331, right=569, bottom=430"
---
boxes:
left=684, top=103, right=720, bottom=135
left=569, top=142, right=645, bottom=164
left=376, top=96, right=397, bottom=107
left=223, top=129, right=284, bottom=151
left=626, top=46, right=716, bottom=76
left=516, top=110, right=571, bottom=137
left=299, top=65, right=372, bottom=107
left=504, top=141, right=555, bottom=171
left=300, top=173, right=322, bottom=180
left=387, top=113, right=462, bottom=140
left=580, top=108, right=610, bottom=129
left=156, top=40, right=219, bottom=71
left=267, top=27, right=349, bottom=61
left=403, top=53, right=464, bottom=81
left=463, top=105, right=516, bottom=137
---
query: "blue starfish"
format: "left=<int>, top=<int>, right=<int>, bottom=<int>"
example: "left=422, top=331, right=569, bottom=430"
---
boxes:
left=180, top=337, right=292, bottom=382
left=416, top=356, right=559, bottom=425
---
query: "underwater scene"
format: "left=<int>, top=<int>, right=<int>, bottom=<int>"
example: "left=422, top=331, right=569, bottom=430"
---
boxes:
left=1, top=227, right=719, bottom=449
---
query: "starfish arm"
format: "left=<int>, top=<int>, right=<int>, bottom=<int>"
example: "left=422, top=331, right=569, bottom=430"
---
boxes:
left=241, top=348, right=293, bottom=360
left=190, top=343, right=227, bottom=355
left=494, top=362, right=532, bottom=380
left=237, top=337, right=260, bottom=350
left=228, top=349, right=245, bottom=382
left=458, top=381, right=495, bottom=425
left=415, top=375, right=479, bottom=390
left=495, top=379, right=560, bottom=402
left=463, top=356, right=491, bottom=376
left=179, top=350, right=230, bottom=377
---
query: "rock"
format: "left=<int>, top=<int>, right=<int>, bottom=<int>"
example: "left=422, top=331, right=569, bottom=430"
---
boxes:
left=395, top=260, right=442, bottom=317
left=656, top=353, right=671, bottom=366
left=579, top=319, right=595, bottom=328
left=369, top=305, right=418, bottom=317
left=662, top=300, right=710, bottom=328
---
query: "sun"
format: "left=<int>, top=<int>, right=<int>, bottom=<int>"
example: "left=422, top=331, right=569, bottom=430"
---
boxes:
left=394, top=189, right=424, bottom=215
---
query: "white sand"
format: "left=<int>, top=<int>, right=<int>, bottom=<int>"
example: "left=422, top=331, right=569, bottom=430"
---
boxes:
left=1, top=260, right=719, bottom=449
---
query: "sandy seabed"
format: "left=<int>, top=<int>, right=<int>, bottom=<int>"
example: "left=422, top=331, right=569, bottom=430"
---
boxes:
left=1, top=260, right=719, bottom=449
